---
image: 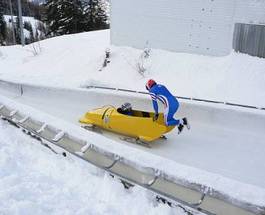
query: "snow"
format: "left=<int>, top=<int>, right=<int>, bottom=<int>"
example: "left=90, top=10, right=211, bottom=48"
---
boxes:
left=4, top=15, right=44, bottom=38
left=1, top=91, right=265, bottom=208
left=1, top=29, right=265, bottom=213
left=0, top=30, right=265, bottom=108
left=0, top=119, right=187, bottom=215
left=4, top=15, right=40, bottom=30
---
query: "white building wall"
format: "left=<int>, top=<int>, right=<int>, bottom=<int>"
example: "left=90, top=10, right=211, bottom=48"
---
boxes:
left=234, top=0, right=265, bottom=24
left=110, top=0, right=265, bottom=56
left=111, top=0, right=236, bottom=56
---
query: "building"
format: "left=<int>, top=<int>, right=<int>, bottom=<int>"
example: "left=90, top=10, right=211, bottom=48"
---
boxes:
left=110, top=0, right=265, bottom=57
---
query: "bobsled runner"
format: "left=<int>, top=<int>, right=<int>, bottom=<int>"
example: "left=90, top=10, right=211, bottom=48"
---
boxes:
left=79, top=105, right=176, bottom=143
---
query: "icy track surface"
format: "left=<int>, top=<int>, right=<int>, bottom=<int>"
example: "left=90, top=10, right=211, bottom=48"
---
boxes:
left=1, top=85, right=265, bottom=190
left=0, top=120, right=188, bottom=215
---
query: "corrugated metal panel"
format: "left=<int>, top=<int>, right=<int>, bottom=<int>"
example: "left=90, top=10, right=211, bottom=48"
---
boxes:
left=233, top=23, right=265, bottom=58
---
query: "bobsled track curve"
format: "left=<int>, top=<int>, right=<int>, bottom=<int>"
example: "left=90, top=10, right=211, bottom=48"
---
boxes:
left=0, top=79, right=265, bottom=215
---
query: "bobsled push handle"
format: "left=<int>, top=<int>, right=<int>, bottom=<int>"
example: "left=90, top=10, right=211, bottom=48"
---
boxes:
left=101, top=107, right=111, bottom=120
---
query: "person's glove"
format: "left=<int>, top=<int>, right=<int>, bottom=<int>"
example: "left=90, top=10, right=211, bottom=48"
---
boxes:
left=153, top=113, right=159, bottom=121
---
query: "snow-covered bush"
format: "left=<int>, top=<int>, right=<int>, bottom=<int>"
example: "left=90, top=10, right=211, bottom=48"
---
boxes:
left=30, top=41, right=42, bottom=56
left=136, top=47, right=152, bottom=77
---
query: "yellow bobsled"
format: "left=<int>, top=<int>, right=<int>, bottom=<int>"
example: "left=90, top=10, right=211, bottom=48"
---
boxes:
left=79, top=106, right=176, bottom=142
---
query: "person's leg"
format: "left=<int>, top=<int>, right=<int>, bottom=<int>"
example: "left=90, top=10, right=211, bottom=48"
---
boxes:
left=164, top=104, right=180, bottom=126
left=164, top=106, right=169, bottom=125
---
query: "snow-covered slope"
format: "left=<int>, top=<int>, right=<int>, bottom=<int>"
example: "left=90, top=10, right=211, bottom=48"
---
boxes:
left=0, top=120, right=187, bottom=215
left=1, top=81, right=265, bottom=210
left=0, top=30, right=265, bottom=107
left=1, top=29, right=265, bottom=215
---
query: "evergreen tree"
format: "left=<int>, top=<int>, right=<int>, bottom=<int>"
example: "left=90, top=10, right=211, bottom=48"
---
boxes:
left=0, top=1, right=7, bottom=45
left=24, top=21, right=34, bottom=43
left=45, top=0, right=87, bottom=36
left=85, top=0, right=109, bottom=31
left=1, top=0, right=43, bottom=18
left=15, top=16, right=21, bottom=44
left=45, top=0, right=109, bottom=36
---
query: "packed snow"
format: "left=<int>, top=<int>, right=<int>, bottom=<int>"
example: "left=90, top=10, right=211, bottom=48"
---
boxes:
left=1, top=29, right=265, bottom=214
left=0, top=119, right=189, bottom=215
left=0, top=30, right=265, bottom=108
left=1, top=91, right=265, bottom=209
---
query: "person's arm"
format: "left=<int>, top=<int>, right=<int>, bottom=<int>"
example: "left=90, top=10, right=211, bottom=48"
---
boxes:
left=150, top=92, right=158, bottom=115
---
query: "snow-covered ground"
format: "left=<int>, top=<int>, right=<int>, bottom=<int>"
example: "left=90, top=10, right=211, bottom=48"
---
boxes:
left=1, top=82, right=265, bottom=209
left=1, top=30, right=265, bottom=214
left=0, top=119, right=188, bottom=215
left=0, top=30, right=265, bottom=107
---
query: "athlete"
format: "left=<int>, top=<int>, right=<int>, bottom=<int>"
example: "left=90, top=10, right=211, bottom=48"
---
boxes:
left=118, top=102, right=133, bottom=116
left=145, top=79, right=189, bottom=133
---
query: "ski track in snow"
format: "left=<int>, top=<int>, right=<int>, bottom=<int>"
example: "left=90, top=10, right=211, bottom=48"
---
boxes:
left=0, top=120, right=187, bottom=215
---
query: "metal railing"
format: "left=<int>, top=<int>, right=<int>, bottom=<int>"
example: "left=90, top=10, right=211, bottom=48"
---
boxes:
left=84, top=85, right=265, bottom=111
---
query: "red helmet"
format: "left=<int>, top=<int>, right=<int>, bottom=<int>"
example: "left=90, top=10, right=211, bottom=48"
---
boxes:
left=146, top=79, right=157, bottom=90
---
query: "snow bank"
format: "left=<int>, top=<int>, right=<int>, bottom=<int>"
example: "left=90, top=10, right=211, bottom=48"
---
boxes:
left=0, top=30, right=265, bottom=107
left=1, top=93, right=265, bottom=209
left=0, top=119, right=186, bottom=215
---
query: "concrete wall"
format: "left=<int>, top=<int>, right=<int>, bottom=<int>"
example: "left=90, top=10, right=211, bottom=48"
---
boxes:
left=234, top=0, right=265, bottom=24
left=110, top=0, right=265, bottom=56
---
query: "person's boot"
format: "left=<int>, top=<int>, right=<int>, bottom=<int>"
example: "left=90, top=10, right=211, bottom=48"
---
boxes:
left=178, top=124, right=184, bottom=134
left=182, top=117, right=190, bottom=129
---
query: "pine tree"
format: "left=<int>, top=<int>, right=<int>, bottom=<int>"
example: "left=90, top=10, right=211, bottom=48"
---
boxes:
left=0, top=1, right=7, bottom=45
left=24, top=21, right=34, bottom=43
left=84, top=0, right=109, bottom=31
left=15, top=16, right=23, bottom=44
left=45, top=0, right=109, bottom=36
left=45, top=0, right=87, bottom=36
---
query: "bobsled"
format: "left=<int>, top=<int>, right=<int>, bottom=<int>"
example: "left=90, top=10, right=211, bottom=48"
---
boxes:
left=79, top=106, right=176, bottom=142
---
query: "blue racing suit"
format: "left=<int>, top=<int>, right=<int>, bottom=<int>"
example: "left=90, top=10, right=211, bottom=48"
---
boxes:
left=149, top=84, right=180, bottom=126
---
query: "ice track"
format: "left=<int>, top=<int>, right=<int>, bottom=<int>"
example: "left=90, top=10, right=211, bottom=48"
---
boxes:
left=0, top=80, right=265, bottom=215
